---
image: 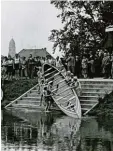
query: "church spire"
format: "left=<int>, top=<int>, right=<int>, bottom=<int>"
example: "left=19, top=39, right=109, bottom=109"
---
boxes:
left=8, top=38, right=16, bottom=58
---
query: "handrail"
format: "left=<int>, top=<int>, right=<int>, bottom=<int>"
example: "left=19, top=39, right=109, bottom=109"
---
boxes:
left=5, top=83, right=39, bottom=108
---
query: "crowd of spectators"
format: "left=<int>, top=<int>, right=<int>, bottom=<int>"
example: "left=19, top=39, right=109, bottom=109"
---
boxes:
left=60, top=49, right=113, bottom=79
left=1, top=54, right=55, bottom=81
left=1, top=49, right=113, bottom=81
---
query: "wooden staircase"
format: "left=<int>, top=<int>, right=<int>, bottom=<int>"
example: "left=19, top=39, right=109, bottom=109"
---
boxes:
left=79, top=79, right=113, bottom=115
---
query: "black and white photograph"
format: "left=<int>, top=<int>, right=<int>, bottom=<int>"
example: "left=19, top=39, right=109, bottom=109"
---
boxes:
left=1, top=0, right=113, bottom=150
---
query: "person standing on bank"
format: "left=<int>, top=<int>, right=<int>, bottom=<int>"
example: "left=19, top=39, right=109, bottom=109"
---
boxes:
left=27, top=54, right=35, bottom=79
left=66, top=53, right=75, bottom=74
left=14, top=54, right=21, bottom=80
left=111, top=52, right=113, bottom=79
left=74, top=55, right=81, bottom=78
left=102, top=52, right=111, bottom=78
left=56, top=56, right=62, bottom=70
left=1, top=57, right=8, bottom=80
left=88, top=56, right=95, bottom=78
left=81, top=55, right=88, bottom=78
left=7, top=55, right=14, bottom=81
left=21, top=57, right=28, bottom=79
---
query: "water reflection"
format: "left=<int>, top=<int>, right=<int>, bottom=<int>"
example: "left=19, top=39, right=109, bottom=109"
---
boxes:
left=1, top=109, right=81, bottom=151
left=1, top=109, right=113, bottom=151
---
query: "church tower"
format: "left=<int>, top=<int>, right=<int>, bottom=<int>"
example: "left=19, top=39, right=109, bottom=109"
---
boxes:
left=8, top=38, right=16, bottom=58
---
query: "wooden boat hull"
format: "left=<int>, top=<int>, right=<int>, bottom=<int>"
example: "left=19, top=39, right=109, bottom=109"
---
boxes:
left=43, top=64, right=81, bottom=118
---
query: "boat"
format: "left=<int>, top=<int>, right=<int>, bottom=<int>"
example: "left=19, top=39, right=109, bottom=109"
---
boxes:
left=43, top=63, right=81, bottom=118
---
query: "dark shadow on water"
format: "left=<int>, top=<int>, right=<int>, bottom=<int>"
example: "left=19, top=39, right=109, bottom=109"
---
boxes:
left=1, top=109, right=113, bottom=151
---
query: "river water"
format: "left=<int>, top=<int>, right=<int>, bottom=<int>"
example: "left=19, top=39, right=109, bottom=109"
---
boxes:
left=1, top=109, right=113, bottom=151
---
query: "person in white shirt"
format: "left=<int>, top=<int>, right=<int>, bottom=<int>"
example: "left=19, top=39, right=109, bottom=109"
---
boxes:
left=14, top=54, right=21, bottom=80
left=56, top=56, right=62, bottom=70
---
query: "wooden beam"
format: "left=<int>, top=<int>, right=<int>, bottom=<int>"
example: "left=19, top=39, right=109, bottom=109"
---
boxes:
left=44, top=68, right=52, bottom=74
left=66, top=103, right=76, bottom=109
left=44, top=70, right=56, bottom=77
left=46, top=72, right=59, bottom=81
left=60, top=96, right=76, bottom=104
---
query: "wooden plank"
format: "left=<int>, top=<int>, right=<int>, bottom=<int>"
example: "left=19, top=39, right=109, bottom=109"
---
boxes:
left=54, top=92, right=73, bottom=101
left=66, top=103, right=76, bottom=109
left=57, top=86, right=75, bottom=95
left=46, top=72, right=59, bottom=81
left=44, top=70, right=56, bottom=77
left=44, top=67, right=52, bottom=74
left=83, top=102, right=98, bottom=115
left=60, top=96, right=76, bottom=104
left=57, top=97, right=67, bottom=101
left=52, top=81, right=66, bottom=92
left=53, top=79, right=66, bottom=87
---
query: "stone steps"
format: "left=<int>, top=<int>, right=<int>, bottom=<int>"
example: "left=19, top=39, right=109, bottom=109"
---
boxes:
left=81, top=103, right=95, bottom=108
left=11, top=104, right=60, bottom=111
left=79, top=79, right=113, bottom=115
left=16, top=100, right=40, bottom=105
left=81, top=88, right=112, bottom=93
left=28, top=93, right=40, bottom=97
left=79, top=79, right=113, bottom=84
left=22, top=96, right=41, bottom=100
left=80, top=100, right=98, bottom=104
left=81, top=92, right=105, bottom=97
left=79, top=96, right=99, bottom=100
left=81, top=84, right=113, bottom=89
left=12, top=104, right=40, bottom=108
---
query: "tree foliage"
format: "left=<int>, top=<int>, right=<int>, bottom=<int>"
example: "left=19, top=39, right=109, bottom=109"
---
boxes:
left=49, top=1, right=113, bottom=55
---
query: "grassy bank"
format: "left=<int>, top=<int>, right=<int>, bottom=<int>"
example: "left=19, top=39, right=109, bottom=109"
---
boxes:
left=89, top=91, right=113, bottom=117
left=2, top=79, right=38, bottom=107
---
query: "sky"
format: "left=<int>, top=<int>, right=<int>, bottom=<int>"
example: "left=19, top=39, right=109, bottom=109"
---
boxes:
left=1, top=1, right=63, bottom=58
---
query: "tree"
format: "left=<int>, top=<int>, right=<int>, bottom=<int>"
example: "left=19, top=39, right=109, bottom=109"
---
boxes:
left=49, top=1, right=113, bottom=56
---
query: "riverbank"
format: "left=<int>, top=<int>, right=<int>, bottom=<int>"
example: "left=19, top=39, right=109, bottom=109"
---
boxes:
left=2, top=79, right=38, bottom=107
left=89, top=91, right=113, bottom=117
